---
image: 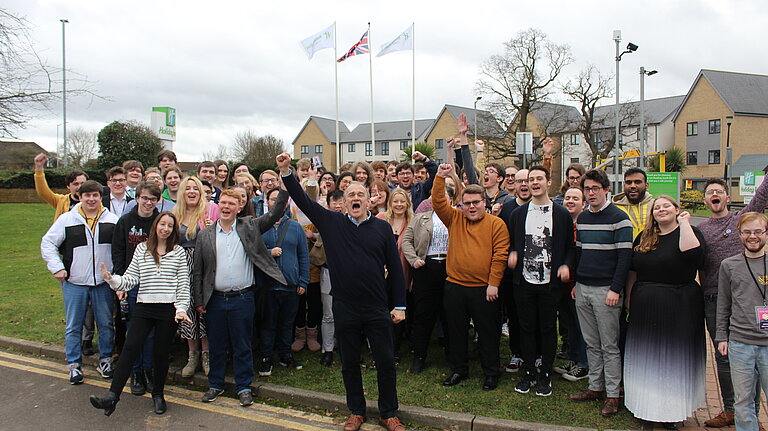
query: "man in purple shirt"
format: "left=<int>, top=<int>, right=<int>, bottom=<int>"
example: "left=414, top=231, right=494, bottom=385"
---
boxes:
left=698, top=172, right=768, bottom=428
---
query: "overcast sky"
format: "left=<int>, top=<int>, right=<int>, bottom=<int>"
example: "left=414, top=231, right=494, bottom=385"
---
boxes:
left=5, top=0, right=767, bottom=162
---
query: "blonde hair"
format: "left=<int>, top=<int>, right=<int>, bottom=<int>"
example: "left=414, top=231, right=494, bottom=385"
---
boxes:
left=383, top=187, right=414, bottom=226
left=738, top=212, right=768, bottom=231
left=635, top=195, right=680, bottom=253
left=235, top=172, right=258, bottom=198
left=172, top=176, right=208, bottom=240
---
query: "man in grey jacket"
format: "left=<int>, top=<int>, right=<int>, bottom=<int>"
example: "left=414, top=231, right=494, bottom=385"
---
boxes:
left=717, top=211, right=768, bottom=431
left=192, top=187, right=288, bottom=407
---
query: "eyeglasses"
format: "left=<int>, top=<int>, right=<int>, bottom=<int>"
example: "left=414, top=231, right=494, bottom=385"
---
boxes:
left=462, top=200, right=484, bottom=207
left=204, top=190, right=213, bottom=195
left=740, top=230, right=766, bottom=237
left=138, top=196, right=158, bottom=203
left=515, top=179, right=528, bottom=184
left=583, top=186, right=604, bottom=194
left=505, top=174, right=516, bottom=178
left=567, top=176, right=580, bottom=181
left=262, top=178, right=278, bottom=184
left=109, top=178, right=127, bottom=183
left=484, top=169, right=498, bottom=175
left=705, top=189, right=727, bottom=196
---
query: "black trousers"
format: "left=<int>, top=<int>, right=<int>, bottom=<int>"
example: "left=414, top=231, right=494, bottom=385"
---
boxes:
left=295, top=282, right=322, bottom=328
left=443, top=281, right=500, bottom=377
left=410, top=258, right=447, bottom=359
left=514, top=279, right=561, bottom=374
left=501, top=273, right=521, bottom=356
left=110, top=303, right=177, bottom=398
left=333, top=299, right=398, bottom=419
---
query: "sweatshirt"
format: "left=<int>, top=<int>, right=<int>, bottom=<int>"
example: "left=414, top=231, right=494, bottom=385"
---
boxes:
left=34, top=170, right=76, bottom=221
left=432, top=174, right=510, bottom=288
left=575, top=202, right=633, bottom=293
left=716, top=253, right=768, bottom=346
left=612, top=191, right=653, bottom=239
left=112, top=206, right=159, bottom=275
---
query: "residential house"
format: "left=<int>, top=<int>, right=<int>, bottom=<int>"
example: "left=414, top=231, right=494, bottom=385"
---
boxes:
left=291, top=116, right=350, bottom=172
left=423, top=104, right=507, bottom=165
left=339, top=119, right=434, bottom=165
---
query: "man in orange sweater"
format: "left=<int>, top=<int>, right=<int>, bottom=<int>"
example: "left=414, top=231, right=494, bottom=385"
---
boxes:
left=34, top=153, right=89, bottom=221
left=433, top=163, right=510, bottom=391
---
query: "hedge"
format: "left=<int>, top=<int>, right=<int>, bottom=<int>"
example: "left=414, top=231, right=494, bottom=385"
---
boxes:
left=0, top=168, right=107, bottom=189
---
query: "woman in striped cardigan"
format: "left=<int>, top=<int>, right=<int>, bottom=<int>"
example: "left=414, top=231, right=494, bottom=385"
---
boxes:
left=90, top=211, right=191, bottom=416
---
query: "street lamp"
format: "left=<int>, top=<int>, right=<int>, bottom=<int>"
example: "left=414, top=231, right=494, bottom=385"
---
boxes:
left=473, top=96, right=482, bottom=143
left=639, top=67, right=658, bottom=168
left=724, top=115, right=733, bottom=192
left=60, top=18, right=69, bottom=167
left=613, top=30, right=637, bottom=194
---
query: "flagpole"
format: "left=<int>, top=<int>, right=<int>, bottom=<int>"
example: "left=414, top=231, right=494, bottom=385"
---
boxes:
left=411, top=23, right=416, bottom=163
left=368, top=22, right=375, bottom=158
left=334, top=22, right=341, bottom=173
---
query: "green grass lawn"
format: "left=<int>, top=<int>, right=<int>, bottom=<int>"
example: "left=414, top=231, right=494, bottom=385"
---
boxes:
left=0, top=203, right=640, bottom=429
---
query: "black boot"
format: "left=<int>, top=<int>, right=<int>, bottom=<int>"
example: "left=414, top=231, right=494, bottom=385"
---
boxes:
left=130, top=370, right=146, bottom=396
left=152, top=395, right=166, bottom=415
left=320, top=351, right=333, bottom=367
left=89, top=392, right=118, bottom=416
left=144, top=369, right=154, bottom=394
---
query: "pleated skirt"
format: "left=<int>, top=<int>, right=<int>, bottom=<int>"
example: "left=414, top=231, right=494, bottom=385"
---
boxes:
left=624, top=281, right=706, bottom=422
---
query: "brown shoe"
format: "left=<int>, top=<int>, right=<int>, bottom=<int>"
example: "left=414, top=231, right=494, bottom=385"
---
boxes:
left=759, top=423, right=766, bottom=431
left=343, top=414, right=365, bottom=431
left=569, top=389, right=605, bottom=401
left=704, top=411, right=735, bottom=428
left=379, top=416, right=405, bottom=431
left=600, top=397, right=619, bottom=417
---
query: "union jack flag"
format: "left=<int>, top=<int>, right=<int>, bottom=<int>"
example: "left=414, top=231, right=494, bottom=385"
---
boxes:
left=337, top=30, right=369, bottom=63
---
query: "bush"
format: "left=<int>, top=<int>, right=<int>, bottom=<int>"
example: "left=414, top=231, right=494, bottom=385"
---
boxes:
left=0, top=168, right=106, bottom=189
left=680, top=189, right=704, bottom=210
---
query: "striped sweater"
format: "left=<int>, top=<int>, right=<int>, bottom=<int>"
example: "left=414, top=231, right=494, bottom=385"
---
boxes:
left=107, top=243, right=190, bottom=313
left=575, top=203, right=633, bottom=293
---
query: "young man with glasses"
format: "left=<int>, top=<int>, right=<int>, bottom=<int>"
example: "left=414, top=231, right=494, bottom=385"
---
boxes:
left=482, top=163, right=513, bottom=214
left=503, top=165, right=519, bottom=196
left=394, top=151, right=437, bottom=210
left=716, top=211, right=768, bottom=431
left=433, top=163, right=509, bottom=392
left=111, top=182, right=161, bottom=396
left=569, top=169, right=633, bottom=417
left=699, top=175, right=768, bottom=428
left=121, top=168, right=176, bottom=215
left=103, top=167, right=133, bottom=215
left=254, top=170, right=281, bottom=217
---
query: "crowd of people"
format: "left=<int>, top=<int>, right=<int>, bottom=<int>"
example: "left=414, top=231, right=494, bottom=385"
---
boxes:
left=34, top=113, right=768, bottom=431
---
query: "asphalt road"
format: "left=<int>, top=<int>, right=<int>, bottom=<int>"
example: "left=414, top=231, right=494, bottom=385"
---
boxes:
left=0, top=350, right=357, bottom=431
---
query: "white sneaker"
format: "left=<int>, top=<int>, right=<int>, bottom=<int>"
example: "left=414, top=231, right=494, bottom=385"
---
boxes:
left=505, top=356, right=523, bottom=373
left=501, top=323, right=509, bottom=337
left=68, top=363, right=83, bottom=385
left=97, top=358, right=113, bottom=379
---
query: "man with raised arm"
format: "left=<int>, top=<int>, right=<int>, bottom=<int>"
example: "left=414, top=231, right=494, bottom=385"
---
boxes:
left=33, top=152, right=88, bottom=221
left=276, top=152, right=407, bottom=431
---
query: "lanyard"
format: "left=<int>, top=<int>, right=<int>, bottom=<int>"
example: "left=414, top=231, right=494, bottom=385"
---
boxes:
left=744, top=253, right=768, bottom=305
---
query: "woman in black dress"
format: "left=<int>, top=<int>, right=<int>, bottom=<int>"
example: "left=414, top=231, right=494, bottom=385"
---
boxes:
left=624, top=196, right=706, bottom=428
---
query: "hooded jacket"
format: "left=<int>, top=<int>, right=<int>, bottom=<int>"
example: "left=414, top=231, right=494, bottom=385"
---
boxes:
left=612, top=191, right=653, bottom=239
left=41, top=203, right=119, bottom=286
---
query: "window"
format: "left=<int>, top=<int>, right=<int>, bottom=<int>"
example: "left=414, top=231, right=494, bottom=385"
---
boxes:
left=687, top=151, right=698, bottom=165
left=300, top=145, right=308, bottom=155
left=570, top=157, right=580, bottom=164
left=636, top=127, right=647, bottom=140
left=708, top=150, right=721, bottom=164
left=381, top=141, right=389, bottom=156
left=348, top=143, right=356, bottom=152
left=687, top=122, right=698, bottom=136
left=400, top=141, right=409, bottom=150
left=436, top=158, right=444, bottom=164
left=315, top=145, right=323, bottom=154
left=570, top=134, right=579, bottom=145
left=365, top=143, right=373, bottom=157
left=435, top=139, right=445, bottom=149
left=709, top=119, right=721, bottom=134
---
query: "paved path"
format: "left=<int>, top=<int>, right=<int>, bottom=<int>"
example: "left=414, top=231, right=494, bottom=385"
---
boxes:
left=0, top=350, right=381, bottom=431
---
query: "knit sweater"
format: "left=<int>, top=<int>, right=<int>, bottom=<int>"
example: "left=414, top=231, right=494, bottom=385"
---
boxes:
left=432, top=174, right=510, bottom=288
left=282, top=172, right=406, bottom=311
left=575, top=202, right=633, bottom=293
left=107, top=243, right=190, bottom=314
left=699, top=176, right=768, bottom=295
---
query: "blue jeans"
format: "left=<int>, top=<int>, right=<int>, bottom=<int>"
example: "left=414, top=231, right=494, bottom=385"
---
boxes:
left=259, top=289, right=300, bottom=359
left=204, top=291, right=254, bottom=394
left=728, top=341, right=768, bottom=431
left=127, top=287, right=154, bottom=372
left=62, top=281, right=114, bottom=364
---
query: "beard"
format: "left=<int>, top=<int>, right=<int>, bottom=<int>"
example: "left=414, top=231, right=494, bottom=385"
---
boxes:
left=627, top=190, right=646, bottom=205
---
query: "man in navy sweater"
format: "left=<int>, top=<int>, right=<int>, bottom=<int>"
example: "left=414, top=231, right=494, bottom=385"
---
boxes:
left=569, top=169, right=633, bottom=417
left=276, top=153, right=407, bottom=431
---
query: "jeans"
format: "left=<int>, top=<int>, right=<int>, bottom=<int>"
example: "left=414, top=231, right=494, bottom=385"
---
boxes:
left=62, top=281, right=114, bottom=364
left=320, top=268, right=335, bottom=353
left=126, top=287, right=154, bottom=372
left=205, top=291, right=255, bottom=394
left=260, top=289, right=300, bottom=359
left=567, top=296, right=588, bottom=368
left=728, top=341, right=768, bottom=431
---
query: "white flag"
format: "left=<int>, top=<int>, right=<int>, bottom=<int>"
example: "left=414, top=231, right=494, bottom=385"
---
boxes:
left=376, top=25, right=413, bottom=57
left=300, top=23, right=335, bottom=60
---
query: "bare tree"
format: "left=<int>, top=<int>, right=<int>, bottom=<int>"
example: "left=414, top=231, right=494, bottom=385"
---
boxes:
left=0, top=8, right=101, bottom=137
left=67, top=127, right=97, bottom=166
left=202, top=144, right=229, bottom=162
left=232, top=130, right=285, bottom=167
left=476, top=28, right=573, bottom=159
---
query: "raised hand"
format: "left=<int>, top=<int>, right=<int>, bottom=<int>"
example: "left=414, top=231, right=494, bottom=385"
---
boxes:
left=99, top=263, right=112, bottom=282
left=457, top=113, right=469, bottom=136
left=542, top=137, right=554, bottom=157
left=678, top=211, right=691, bottom=224
left=308, top=163, right=318, bottom=182
left=474, top=139, right=484, bottom=152
left=276, top=152, right=292, bottom=174
left=446, top=137, right=455, bottom=152
left=412, top=151, right=426, bottom=162
left=34, top=153, right=47, bottom=170
left=436, top=163, right=453, bottom=178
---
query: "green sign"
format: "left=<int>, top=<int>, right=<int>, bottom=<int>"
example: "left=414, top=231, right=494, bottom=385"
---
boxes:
left=152, top=107, right=176, bottom=126
left=647, top=172, right=680, bottom=202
